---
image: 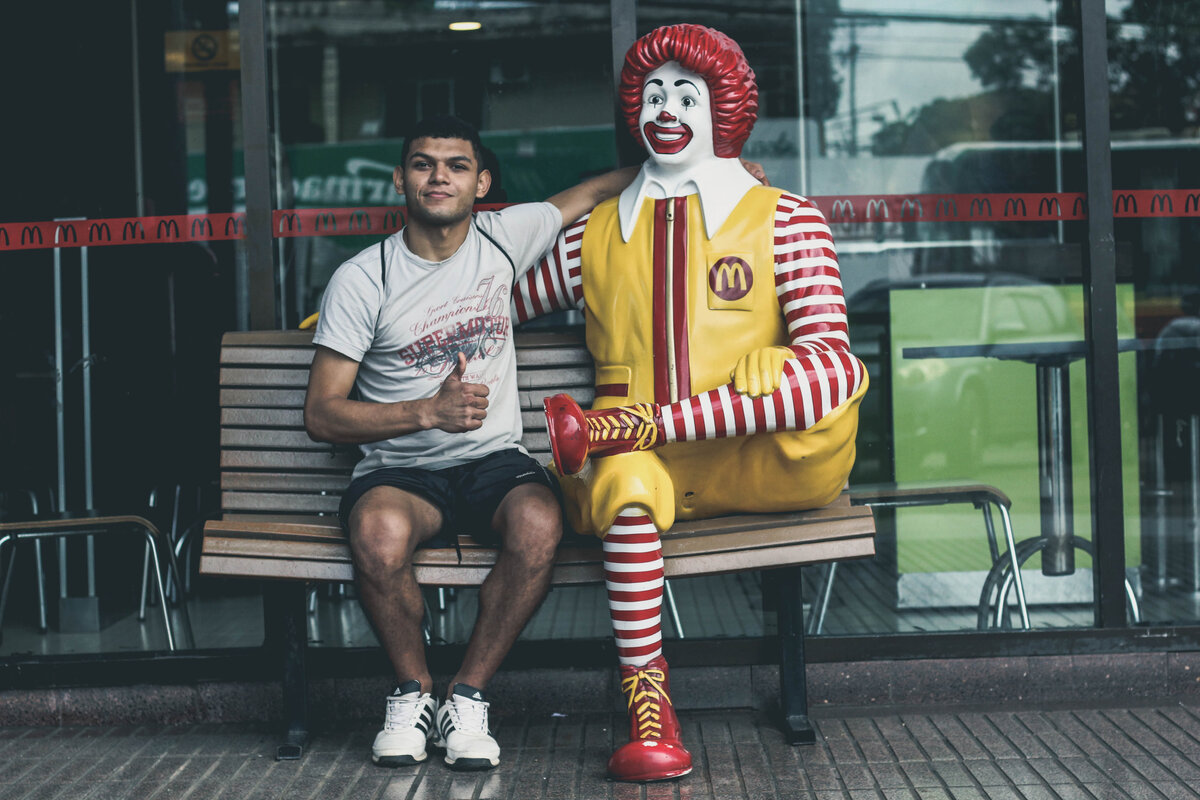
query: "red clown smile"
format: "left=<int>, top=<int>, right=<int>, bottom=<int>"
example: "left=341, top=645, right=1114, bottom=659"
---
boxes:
left=643, top=122, right=694, bottom=154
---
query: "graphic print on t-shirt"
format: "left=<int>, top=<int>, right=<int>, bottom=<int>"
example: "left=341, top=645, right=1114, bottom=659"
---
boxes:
left=398, top=275, right=512, bottom=377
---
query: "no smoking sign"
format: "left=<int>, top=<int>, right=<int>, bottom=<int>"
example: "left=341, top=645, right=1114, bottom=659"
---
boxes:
left=165, top=30, right=240, bottom=72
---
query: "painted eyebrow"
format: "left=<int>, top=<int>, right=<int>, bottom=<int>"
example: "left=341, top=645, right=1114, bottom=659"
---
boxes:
left=674, top=79, right=700, bottom=90
left=645, top=79, right=664, bottom=87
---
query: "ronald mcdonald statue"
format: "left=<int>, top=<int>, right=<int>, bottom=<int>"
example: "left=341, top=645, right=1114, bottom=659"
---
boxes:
left=513, top=24, right=867, bottom=782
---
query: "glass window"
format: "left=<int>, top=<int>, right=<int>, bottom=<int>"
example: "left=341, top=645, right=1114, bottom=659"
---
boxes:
left=1, top=3, right=249, bottom=655
left=1108, top=0, right=1200, bottom=624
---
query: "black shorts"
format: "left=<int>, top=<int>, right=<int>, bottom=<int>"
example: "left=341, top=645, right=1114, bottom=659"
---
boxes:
left=337, top=448, right=559, bottom=547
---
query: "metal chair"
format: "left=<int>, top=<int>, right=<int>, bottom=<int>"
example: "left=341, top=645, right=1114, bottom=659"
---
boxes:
left=0, top=508, right=194, bottom=650
left=807, top=483, right=1029, bottom=634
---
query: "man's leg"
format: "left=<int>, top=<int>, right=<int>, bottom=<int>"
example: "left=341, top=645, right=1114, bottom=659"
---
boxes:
left=603, top=507, right=691, bottom=782
left=454, top=482, right=562, bottom=689
left=433, top=482, right=562, bottom=770
left=347, top=486, right=443, bottom=766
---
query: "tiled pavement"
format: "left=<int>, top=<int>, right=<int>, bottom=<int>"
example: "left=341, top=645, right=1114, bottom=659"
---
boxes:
left=2, top=701, right=1200, bottom=799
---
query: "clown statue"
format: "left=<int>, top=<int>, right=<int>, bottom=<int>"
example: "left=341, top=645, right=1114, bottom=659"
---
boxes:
left=513, top=25, right=867, bottom=782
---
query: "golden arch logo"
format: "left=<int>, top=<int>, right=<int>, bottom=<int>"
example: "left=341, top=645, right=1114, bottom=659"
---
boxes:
left=709, top=256, right=753, bottom=301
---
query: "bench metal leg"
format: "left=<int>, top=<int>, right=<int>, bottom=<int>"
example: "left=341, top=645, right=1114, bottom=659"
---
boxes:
left=266, top=583, right=310, bottom=760
left=777, top=565, right=816, bottom=745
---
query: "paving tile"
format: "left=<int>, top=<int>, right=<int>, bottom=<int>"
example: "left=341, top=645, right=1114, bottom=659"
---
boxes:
left=898, top=715, right=957, bottom=762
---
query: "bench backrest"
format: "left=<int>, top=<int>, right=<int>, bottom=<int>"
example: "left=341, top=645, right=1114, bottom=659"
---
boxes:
left=217, top=329, right=591, bottom=520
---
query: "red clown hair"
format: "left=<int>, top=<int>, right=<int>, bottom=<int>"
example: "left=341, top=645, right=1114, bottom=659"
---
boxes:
left=619, top=24, right=758, bottom=159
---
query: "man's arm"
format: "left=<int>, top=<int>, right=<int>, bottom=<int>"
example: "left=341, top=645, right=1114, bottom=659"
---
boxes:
left=304, top=347, right=489, bottom=444
left=545, top=160, right=766, bottom=228
left=545, top=166, right=640, bottom=228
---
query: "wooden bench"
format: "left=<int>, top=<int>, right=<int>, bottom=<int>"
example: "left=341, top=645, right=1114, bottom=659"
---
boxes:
left=200, top=329, right=878, bottom=758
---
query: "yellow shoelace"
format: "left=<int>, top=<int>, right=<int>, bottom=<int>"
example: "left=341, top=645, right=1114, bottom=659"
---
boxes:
left=620, top=668, right=672, bottom=739
left=588, top=404, right=658, bottom=451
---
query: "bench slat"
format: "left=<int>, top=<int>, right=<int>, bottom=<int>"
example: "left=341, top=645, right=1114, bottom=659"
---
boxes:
left=220, top=368, right=310, bottom=388
left=221, top=429, right=330, bottom=450
left=516, top=367, right=595, bottom=390
left=221, top=389, right=308, bottom=408
left=222, top=472, right=349, bottom=492
left=222, top=408, right=306, bottom=428
left=220, top=449, right=360, bottom=471
left=221, top=346, right=315, bottom=367
left=222, top=492, right=341, bottom=513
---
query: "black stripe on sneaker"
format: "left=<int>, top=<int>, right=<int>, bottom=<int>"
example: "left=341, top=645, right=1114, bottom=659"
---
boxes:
left=417, top=707, right=433, bottom=733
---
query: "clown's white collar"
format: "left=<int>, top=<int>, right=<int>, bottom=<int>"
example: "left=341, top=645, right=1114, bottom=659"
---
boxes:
left=617, top=156, right=760, bottom=243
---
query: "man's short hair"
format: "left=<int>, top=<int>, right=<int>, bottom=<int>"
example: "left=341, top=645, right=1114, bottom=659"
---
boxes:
left=400, top=115, right=484, bottom=167
left=618, top=24, right=758, bottom=159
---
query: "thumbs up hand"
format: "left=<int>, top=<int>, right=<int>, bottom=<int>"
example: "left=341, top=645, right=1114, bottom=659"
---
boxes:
left=426, top=353, right=490, bottom=432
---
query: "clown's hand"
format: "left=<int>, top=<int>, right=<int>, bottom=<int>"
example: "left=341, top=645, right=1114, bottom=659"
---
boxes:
left=731, top=346, right=793, bottom=397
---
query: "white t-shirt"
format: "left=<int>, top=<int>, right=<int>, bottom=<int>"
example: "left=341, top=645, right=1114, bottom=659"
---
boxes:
left=313, top=202, right=561, bottom=478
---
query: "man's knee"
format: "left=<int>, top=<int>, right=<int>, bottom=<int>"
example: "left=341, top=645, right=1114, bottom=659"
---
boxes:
left=496, top=485, right=563, bottom=566
left=349, top=492, right=435, bottom=578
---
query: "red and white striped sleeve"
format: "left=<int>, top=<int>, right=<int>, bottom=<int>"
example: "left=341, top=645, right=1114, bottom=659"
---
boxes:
left=774, top=194, right=851, bottom=355
left=773, top=193, right=866, bottom=405
left=512, top=215, right=588, bottom=323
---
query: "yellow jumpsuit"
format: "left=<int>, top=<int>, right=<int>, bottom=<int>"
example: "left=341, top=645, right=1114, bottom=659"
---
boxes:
left=559, top=186, right=868, bottom=537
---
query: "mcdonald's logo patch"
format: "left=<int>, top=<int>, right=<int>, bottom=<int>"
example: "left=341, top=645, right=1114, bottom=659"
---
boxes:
left=935, top=198, right=958, bottom=218
left=89, top=223, right=112, bottom=242
left=1151, top=193, right=1173, bottom=214
left=123, top=221, right=146, bottom=240
left=224, top=216, right=245, bottom=235
left=55, top=224, right=78, bottom=243
left=0, top=228, right=8, bottom=246
left=865, top=199, right=889, bottom=221
left=709, top=256, right=753, bottom=301
left=969, top=198, right=993, bottom=218
left=348, top=211, right=371, bottom=231
left=383, top=209, right=404, bottom=229
left=900, top=198, right=922, bottom=220
left=278, top=213, right=300, bottom=233
left=314, top=212, right=337, bottom=232
left=22, top=226, right=43, bottom=245
left=191, top=218, right=214, bottom=237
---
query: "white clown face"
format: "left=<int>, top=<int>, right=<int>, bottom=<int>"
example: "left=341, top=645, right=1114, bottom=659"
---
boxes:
left=639, top=61, right=716, bottom=171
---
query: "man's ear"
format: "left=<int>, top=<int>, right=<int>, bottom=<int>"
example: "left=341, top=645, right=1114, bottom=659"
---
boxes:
left=475, top=168, right=493, bottom=200
left=393, top=166, right=405, bottom=196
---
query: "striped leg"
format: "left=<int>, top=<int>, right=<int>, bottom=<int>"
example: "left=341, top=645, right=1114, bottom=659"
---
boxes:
left=662, top=350, right=863, bottom=444
left=602, top=507, right=692, bottom=782
left=603, top=509, right=664, bottom=666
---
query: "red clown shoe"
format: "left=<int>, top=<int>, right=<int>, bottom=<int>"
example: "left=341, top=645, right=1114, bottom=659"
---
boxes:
left=544, top=393, right=664, bottom=475
left=607, top=655, right=692, bottom=782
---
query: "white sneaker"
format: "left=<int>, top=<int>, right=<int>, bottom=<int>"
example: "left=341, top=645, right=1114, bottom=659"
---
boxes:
left=371, top=681, right=437, bottom=767
left=432, top=683, right=500, bottom=770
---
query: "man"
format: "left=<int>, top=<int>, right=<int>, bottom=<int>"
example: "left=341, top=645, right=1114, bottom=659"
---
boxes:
left=512, top=25, right=868, bottom=782
left=303, top=115, right=640, bottom=771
